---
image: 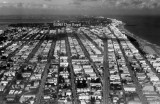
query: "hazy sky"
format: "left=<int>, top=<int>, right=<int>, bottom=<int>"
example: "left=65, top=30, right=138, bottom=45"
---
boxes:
left=0, top=0, right=160, bottom=15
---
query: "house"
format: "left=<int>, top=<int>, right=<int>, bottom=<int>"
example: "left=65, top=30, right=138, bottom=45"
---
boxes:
left=4, top=71, right=15, bottom=77
left=153, top=62, right=160, bottom=67
left=19, top=93, right=36, bottom=103
left=60, top=61, right=68, bottom=67
left=110, top=75, right=120, bottom=80
left=30, top=74, right=42, bottom=80
left=148, top=101, right=160, bottom=104
left=150, top=76, right=159, bottom=82
left=128, top=101, right=142, bottom=104
left=22, top=72, right=31, bottom=78
left=142, top=85, right=155, bottom=92
left=66, top=90, right=72, bottom=96
left=0, top=80, right=8, bottom=86
left=0, top=85, right=5, bottom=92
left=156, top=67, right=160, bottom=73
left=73, top=65, right=82, bottom=70
left=79, top=94, right=90, bottom=100
left=83, top=65, right=92, bottom=69
left=124, top=85, right=136, bottom=92
left=77, top=88, right=90, bottom=93
left=6, top=94, right=16, bottom=102
left=44, top=95, right=51, bottom=100
left=90, top=83, right=101, bottom=86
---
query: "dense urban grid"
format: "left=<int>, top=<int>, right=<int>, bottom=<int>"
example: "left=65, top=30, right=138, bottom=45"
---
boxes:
left=1, top=17, right=160, bottom=104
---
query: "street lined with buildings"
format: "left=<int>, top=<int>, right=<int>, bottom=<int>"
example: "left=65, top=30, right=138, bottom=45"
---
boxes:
left=1, top=18, right=160, bottom=104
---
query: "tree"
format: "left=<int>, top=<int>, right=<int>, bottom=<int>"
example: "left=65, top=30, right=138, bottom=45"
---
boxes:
left=37, top=54, right=43, bottom=62
left=16, top=72, right=23, bottom=80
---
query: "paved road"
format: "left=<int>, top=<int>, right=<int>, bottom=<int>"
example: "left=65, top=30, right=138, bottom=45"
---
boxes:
left=81, top=30, right=113, bottom=104
left=134, top=44, right=160, bottom=83
left=4, top=36, right=46, bottom=92
left=34, top=39, right=56, bottom=104
left=18, top=34, right=47, bottom=97
left=103, top=40, right=110, bottom=104
left=126, top=36, right=160, bottom=98
left=85, top=32, right=127, bottom=104
left=1, top=31, right=46, bottom=104
left=109, top=27, right=149, bottom=104
left=7, top=32, right=39, bottom=58
left=110, top=38, right=127, bottom=104
left=65, top=34, right=78, bottom=104
left=24, top=35, right=46, bottom=63
left=87, top=30, right=126, bottom=104
left=0, top=30, right=32, bottom=51
left=56, top=39, right=61, bottom=104
left=118, top=40, right=148, bottom=104
left=74, top=33, right=103, bottom=82
left=82, top=31, right=104, bottom=54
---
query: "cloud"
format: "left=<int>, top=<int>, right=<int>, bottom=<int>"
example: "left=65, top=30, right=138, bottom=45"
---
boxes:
left=0, top=2, right=53, bottom=9
left=132, top=0, right=143, bottom=5
left=44, top=0, right=52, bottom=2
left=101, top=0, right=160, bottom=9
left=78, top=0, right=98, bottom=1
left=73, top=1, right=82, bottom=5
left=72, top=0, right=99, bottom=5
left=2, top=0, right=159, bottom=10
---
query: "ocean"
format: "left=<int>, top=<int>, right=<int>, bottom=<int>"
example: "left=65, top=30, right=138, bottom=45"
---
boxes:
left=107, top=15, right=160, bottom=46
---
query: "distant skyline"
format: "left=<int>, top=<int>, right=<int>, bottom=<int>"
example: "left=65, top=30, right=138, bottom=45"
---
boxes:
left=0, top=0, right=160, bottom=15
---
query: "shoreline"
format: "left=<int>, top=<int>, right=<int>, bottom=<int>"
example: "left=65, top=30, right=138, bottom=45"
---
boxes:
left=1, top=20, right=160, bottom=56
left=119, top=23, right=160, bottom=56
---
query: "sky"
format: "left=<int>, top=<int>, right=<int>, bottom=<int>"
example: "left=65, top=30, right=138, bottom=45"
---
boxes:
left=0, top=0, right=160, bottom=15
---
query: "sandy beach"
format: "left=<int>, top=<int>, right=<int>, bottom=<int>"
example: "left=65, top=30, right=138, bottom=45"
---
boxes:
left=119, top=24, right=160, bottom=56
